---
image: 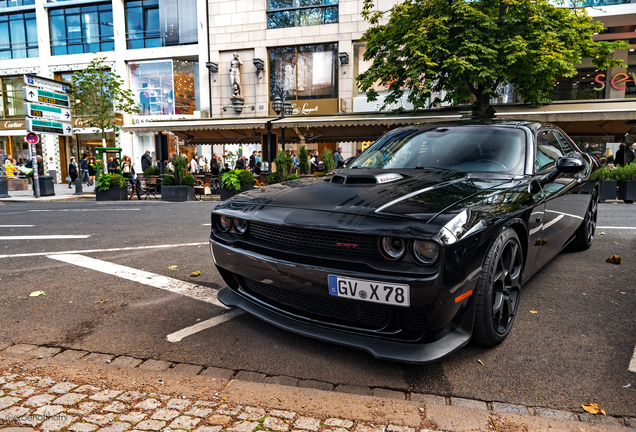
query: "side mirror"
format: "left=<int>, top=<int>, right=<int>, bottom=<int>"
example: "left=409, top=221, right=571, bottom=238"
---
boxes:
left=555, top=157, right=584, bottom=174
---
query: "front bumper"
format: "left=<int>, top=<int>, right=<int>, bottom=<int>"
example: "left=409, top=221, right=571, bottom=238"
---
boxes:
left=211, top=239, right=479, bottom=363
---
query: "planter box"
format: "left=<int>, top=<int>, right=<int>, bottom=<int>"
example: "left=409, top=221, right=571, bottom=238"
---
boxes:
left=161, top=185, right=194, bottom=202
left=7, top=178, right=28, bottom=191
left=220, top=184, right=254, bottom=201
left=598, top=180, right=617, bottom=203
left=617, top=180, right=636, bottom=203
left=96, top=186, right=127, bottom=201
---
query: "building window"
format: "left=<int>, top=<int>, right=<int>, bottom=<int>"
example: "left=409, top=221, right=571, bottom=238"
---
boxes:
left=125, top=0, right=197, bottom=49
left=267, top=0, right=338, bottom=29
left=0, top=0, right=35, bottom=8
left=0, top=12, right=38, bottom=60
left=0, top=76, right=25, bottom=118
left=269, top=43, right=337, bottom=101
left=49, top=3, right=114, bottom=56
left=550, top=68, right=604, bottom=101
left=129, top=59, right=199, bottom=116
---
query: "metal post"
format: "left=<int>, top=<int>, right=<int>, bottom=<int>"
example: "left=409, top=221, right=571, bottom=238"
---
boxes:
left=266, top=122, right=272, bottom=169
left=0, top=150, right=10, bottom=198
left=31, top=144, right=40, bottom=198
left=157, top=132, right=164, bottom=176
left=74, top=176, right=83, bottom=195
left=281, top=128, right=285, bottom=154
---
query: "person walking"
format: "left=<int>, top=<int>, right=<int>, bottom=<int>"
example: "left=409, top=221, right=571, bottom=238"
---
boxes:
left=88, top=157, right=97, bottom=185
left=68, top=157, right=78, bottom=188
left=141, top=150, right=152, bottom=173
left=310, top=151, right=319, bottom=173
left=333, top=147, right=344, bottom=169
left=292, top=153, right=299, bottom=173
left=249, top=151, right=257, bottom=172
left=256, top=151, right=262, bottom=165
left=615, top=143, right=635, bottom=166
left=190, top=155, right=198, bottom=174
left=80, top=154, right=92, bottom=186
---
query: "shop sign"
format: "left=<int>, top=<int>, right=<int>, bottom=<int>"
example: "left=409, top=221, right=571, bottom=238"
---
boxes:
left=132, top=115, right=192, bottom=124
left=0, top=119, right=25, bottom=130
left=353, top=91, right=414, bottom=113
left=593, top=73, right=636, bottom=92
left=268, top=98, right=338, bottom=116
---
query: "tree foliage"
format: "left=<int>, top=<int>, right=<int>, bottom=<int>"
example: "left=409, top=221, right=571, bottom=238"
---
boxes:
left=67, top=56, right=139, bottom=140
left=359, top=0, right=628, bottom=119
left=298, top=145, right=310, bottom=175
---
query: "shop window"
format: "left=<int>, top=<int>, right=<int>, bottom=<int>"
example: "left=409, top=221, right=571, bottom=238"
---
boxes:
left=269, top=43, right=337, bottom=101
left=49, top=3, right=114, bottom=56
left=0, top=0, right=34, bottom=7
left=129, top=59, right=198, bottom=116
left=125, top=0, right=197, bottom=49
left=550, top=68, right=604, bottom=101
left=268, top=0, right=338, bottom=29
left=0, top=76, right=25, bottom=118
left=0, top=11, right=38, bottom=60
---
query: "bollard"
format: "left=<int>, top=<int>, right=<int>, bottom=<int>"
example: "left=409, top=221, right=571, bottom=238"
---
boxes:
left=0, top=177, right=9, bottom=198
left=74, top=177, right=83, bottom=195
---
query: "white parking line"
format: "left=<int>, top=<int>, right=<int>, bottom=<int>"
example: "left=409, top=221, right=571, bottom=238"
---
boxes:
left=0, top=225, right=35, bottom=227
left=597, top=226, right=636, bottom=230
left=0, top=242, right=207, bottom=259
left=166, top=310, right=244, bottom=342
left=0, top=235, right=91, bottom=240
left=29, top=209, right=140, bottom=212
left=629, top=345, right=636, bottom=373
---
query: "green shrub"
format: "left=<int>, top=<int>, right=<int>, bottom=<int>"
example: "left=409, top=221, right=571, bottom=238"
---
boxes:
left=609, top=163, right=636, bottom=181
left=143, top=166, right=160, bottom=177
left=162, top=175, right=175, bottom=186
left=298, top=145, right=310, bottom=175
left=322, top=149, right=335, bottom=173
left=221, top=170, right=241, bottom=192
left=271, top=150, right=293, bottom=183
left=267, top=172, right=278, bottom=184
left=590, top=167, right=611, bottom=181
left=95, top=173, right=125, bottom=191
left=183, top=174, right=195, bottom=186
left=238, top=169, right=255, bottom=186
left=172, top=155, right=187, bottom=185
left=288, top=174, right=299, bottom=180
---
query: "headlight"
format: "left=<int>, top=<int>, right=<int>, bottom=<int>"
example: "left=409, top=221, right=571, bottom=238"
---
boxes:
left=232, top=218, right=248, bottom=234
left=379, top=237, right=406, bottom=260
left=411, top=240, right=439, bottom=265
left=218, top=215, right=231, bottom=232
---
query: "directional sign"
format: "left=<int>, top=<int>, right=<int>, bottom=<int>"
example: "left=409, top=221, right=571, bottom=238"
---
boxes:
left=24, top=103, right=72, bottom=122
left=23, top=74, right=69, bottom=93
left=25, top=132, right=39, bottom=144
left=23, top=87, right=71, bottom=108
left=26, top=119, right=73, bottom=137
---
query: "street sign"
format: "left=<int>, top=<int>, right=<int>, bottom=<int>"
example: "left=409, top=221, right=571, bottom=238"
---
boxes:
left=24, top=102, right=72, bottom=122
left=22, top=87, right=71, bottom=108
left=26, top=119, right=73, bottom=136
left=23, top=74, right=69, bottom=93
left=25, top=132, right=39, bottom=144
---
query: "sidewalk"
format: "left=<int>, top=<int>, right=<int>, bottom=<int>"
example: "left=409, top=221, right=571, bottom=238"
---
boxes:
left=0, top=183, right=95, bottom=203
left=0, top=342, right=632, bottom=432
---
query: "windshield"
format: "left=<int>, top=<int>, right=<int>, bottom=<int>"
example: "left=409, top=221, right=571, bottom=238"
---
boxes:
left=350, top=126, right=526, bottom=175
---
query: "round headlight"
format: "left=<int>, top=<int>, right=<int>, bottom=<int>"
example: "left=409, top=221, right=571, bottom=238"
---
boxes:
left=380, top=237, right=406, bottom=260
left=218, top=215, right=232, bottom=232
left=232, top=218, right=248, bottom=234
left=412, top=240, right=439, bottom=265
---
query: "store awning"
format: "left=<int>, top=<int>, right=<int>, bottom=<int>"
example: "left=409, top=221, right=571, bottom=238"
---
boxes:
left=495, top=101, right=636, bottom=122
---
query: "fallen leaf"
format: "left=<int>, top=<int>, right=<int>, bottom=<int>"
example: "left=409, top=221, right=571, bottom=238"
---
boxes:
left=606, top=254, right=622, bottom=264
left=95, top=299, right=108, bottom=303
left=530, top=311, right=538, bottom=314
left=582, top=403, right=606, bottom=416
left=29, top=291, right=45, bottom=297
left=599, top=232, right=606, bottom=235
left=190, top=271, right=201, bottom=277
left=478, top=359, right=484, bottom=365
left=167, top=265, right=178, bottom=270
left=613, top=242, right=619, bottom=244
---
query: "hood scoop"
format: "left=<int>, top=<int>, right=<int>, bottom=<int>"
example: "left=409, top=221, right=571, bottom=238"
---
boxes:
left=330, top=173, right=404, bottom=185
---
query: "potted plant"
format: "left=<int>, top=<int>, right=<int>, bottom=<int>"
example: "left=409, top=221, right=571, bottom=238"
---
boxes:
left=322, top=149, right=336, bottom=174
left=615, top=163, right=636, bottom=204
left=590, top=166, right=616, bottom=202
left=95, top=173, right=127, bottom=201
left=265, top=151, right=294, bottom=186
left=161, top=156, right=194, bottom=201
left=220, top=169, right=255, bottom=200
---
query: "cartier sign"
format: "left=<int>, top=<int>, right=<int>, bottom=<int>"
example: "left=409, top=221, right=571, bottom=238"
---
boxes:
left=1, top=119, right=25, bottom=130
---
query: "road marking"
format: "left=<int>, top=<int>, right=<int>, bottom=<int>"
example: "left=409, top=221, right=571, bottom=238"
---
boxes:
left=0, top=235, right=91, bottom=240
left=28, top=209, right=140, bottom=212
left=166, top=310, right=244, bottom=342
left=202, top=223, right=211, bottom=226
left=629, top=345, right=636, bottom=373
left=0, top=242, right=207, bottom=259
left=47, top=253, right=229, bottom=308
left=597, top=226, right=636, bottom=230
left=0, top=225, right=35, bottom=227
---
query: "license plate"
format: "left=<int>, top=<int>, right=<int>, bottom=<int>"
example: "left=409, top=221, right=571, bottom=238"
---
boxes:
left=328, top=275, right=410, bottom=307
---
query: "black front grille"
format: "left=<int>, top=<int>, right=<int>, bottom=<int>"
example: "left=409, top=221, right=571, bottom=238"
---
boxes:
left=248, top=222, right=380, bottom=257
left=239, top=277, right=391, bottom=330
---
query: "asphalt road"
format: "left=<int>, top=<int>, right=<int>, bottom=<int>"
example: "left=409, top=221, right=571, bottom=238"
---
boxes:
left=0, top=199, right=635, bottom=417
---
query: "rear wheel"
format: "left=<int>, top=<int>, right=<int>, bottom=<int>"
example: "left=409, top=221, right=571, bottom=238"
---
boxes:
left=473, top=228, right=523, bottom=346
left=570, top=190, right=597, bottom=251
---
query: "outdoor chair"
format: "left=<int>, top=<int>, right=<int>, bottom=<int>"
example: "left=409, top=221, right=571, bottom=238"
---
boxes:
left=141, top=176, right=159, bottom=200
left=194, top=179, right=211, bottom=201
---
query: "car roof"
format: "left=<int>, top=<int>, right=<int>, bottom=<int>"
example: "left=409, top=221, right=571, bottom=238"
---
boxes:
left=391, top=119, right=551, bottom=134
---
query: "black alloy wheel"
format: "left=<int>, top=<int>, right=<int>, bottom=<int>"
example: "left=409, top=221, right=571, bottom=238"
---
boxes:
left=473, top=227, right=524, bottom=346
left=571, top=190, right=598, bottom=251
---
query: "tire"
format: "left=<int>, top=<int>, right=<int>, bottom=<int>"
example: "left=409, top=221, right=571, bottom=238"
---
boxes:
left=570, top=189, right=597, bottom=251
left=473, top=227, right=524, bottom=347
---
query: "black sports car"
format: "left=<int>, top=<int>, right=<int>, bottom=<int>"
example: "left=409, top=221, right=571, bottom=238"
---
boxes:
left=210, top=121, right=598, bottom=363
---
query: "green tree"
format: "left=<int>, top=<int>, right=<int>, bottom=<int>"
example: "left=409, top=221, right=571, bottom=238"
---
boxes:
left=67, top=56, right=139, bottom=144
left=322, top=149, right=335, bottom=174
left=298, top=145, right=310, bottom=175
left=359, top=0, right=628, bottom=119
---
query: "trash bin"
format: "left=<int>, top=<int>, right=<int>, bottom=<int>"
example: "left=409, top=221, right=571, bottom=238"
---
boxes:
left=38, top=176, right=55, bottom=196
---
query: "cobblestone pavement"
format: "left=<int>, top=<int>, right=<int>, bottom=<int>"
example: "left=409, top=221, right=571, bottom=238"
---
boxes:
left=0, top=342, right=633, bottom=432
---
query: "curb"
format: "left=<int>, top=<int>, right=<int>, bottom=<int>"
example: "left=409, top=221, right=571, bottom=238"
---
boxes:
left=0, top=341, right=632, bottom=430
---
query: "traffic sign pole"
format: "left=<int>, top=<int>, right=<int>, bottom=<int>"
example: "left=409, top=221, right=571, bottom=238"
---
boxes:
left=31, top=143, right=40, bottom=198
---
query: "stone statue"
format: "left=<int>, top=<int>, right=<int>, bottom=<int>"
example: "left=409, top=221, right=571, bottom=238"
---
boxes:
left=229, top=53, right=243, bottom=100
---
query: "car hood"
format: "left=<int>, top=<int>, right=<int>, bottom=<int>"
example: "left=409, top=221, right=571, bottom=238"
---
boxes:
left=221, top=169, right=515, bottom=221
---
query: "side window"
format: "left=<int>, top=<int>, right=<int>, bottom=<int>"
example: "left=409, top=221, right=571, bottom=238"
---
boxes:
left=554, top=133, right=577, bottom=157
left=535, top=131, right=564, bottom=173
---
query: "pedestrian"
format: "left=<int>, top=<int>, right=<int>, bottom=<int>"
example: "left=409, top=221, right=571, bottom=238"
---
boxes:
left=113, top=157, right=122, bottom=175
left=211, top=161, right=220, bottom=176
left=190, top=155, right=198, bottom=174
left=603, top=148, right=614, bottom=165
left=333, top=147, right=344, bottom=168
left=235, top=156, right=245, bottom=170
left=68, top=157, right=78, bottom=188
left=292, top=152, right=299, bottom=173
left=199, top=155, right=207, bottom=173
left=253, top=161, right=262, bottom=175
left=581, top=142, right=590, bottom=154
left=310, top=151, right=319, bottom=173
left=632, top=144, right=636, bottom=158
left=121, top=155, right=134, bottom=179
left=249, top=151, right=257, bottom=172
left=88, top=157, right=97, bottom=185
left=615, top=142, right=635, bottom=166
left=256, top=151, right=262, bottom=165
left=80, top=154, right=92, bottom=186
left=141, top=150, right=152, bottom=172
